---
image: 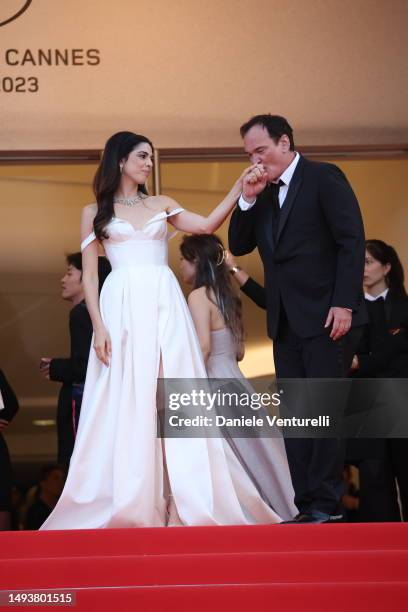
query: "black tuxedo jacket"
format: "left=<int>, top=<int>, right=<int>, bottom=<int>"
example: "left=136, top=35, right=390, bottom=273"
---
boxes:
left=49, top=301, right=92, bottom=465
left=241, top=277, right=266, bottom=310
left=229, top=155, right=368, bottom=339
left=0, top=370, right=19, bottom=423
left=49, top=301, right=92, bottom=385
left=355, top=293, right=408, bottom=377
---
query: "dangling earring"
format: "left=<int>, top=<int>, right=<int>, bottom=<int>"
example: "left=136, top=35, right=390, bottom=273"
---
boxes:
left=119, top=163, right=124, bottom=174
left=216, top=244, right=226, bottom=266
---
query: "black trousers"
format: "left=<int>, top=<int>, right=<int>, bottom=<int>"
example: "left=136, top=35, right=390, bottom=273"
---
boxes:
left=0, top=434, right=12, bottom=512
left=390, top=439, right=408, bottom=520
left=354, top=439, right=408, bottom=522
left=358, top=453, right=400, bottom=521
left=273, top=307, right=362, bottom=515
left=57, top=385, right=75, bottom=469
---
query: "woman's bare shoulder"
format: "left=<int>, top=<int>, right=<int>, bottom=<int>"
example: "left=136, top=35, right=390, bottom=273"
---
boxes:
left=188, top=286, right=210, bottom=306
left=146, top=194, right=179, bottom=213
left=82, top=202, right=98, bottom=217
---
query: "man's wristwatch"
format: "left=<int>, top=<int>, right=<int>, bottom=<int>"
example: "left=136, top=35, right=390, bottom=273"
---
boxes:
left=229, top=266, right=241, bottom=276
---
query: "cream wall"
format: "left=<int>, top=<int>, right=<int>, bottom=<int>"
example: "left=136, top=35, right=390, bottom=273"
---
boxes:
left=1, top=0, right=407, bottom=149
left=338, top=160, right=408, bottom=255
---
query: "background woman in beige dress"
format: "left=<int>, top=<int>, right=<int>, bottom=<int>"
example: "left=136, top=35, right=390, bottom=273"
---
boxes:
left=179, top=234, right=296, bottom=520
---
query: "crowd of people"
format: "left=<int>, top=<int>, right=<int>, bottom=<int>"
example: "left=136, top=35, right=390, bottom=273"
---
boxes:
left=1, top=114, right=407, bottom=530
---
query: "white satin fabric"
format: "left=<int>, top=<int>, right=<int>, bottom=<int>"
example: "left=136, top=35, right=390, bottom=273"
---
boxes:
left=41, top=209, right=284, bottom=529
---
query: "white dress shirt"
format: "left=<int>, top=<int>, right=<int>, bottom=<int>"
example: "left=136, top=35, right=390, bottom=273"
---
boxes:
left=365, top=288, right=389, bottom=301
left=238, top=152, right=300, bottom=211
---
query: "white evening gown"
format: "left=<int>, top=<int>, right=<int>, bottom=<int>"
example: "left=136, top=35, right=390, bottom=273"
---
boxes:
left=41, top=209, right=291, bottom=530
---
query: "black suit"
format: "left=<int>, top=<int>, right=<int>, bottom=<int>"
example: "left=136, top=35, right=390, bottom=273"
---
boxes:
left=355, top=294, right=408, bottom=377
left=349, top=292, right=408, bottom=521
left=0, top=370, right=19, bottom=513
left=49, top=301, right=92, bottom=467
left=241, top=277, right=267, bottom=310
left=229, top=155, right=367, bottom=516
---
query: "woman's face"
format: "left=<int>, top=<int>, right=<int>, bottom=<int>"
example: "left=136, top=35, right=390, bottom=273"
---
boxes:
left=364, top=249, right=391, bottom=289
left=179, top=255, right=196, bottom=285
left=121, top=142, right=153, bottom=185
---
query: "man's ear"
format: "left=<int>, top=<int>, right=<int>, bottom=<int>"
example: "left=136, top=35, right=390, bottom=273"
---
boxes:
left=280, top=134, right=290, bottom=152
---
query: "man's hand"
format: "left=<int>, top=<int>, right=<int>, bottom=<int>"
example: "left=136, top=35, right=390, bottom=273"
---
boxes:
left=225, top=250, right=237, bottom=269
left=39, top=357, right=51, bottom=380
left=242, top=163, right=268, bottom=202
left=0, top=419, right=10, bottom=431
left=325, top=307, right=352, bottom=341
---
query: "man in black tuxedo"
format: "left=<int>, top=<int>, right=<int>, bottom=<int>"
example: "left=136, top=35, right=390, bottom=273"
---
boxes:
left=229, top=115, right=367, bottom=523
left=40, top=253, right=111, bottom=467
left=0, top=369, right=19, bottom=530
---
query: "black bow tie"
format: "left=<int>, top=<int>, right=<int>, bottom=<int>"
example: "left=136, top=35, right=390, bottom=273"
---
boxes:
left=270, top=180, right=285, bottom=241
left=269, top=179, right=285, bottom=193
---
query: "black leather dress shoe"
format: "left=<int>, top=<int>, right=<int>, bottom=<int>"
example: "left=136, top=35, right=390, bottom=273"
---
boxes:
left=280, top=510, right=343, bottom=524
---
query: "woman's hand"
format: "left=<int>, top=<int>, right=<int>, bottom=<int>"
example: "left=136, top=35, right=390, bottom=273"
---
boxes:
left=232, top=163, right=267, bottom=200
left=168, top=163, right=267, bottom=235
left=93, top=326, right=112, bottom=366
left=242, top=163, right=268, bottom=202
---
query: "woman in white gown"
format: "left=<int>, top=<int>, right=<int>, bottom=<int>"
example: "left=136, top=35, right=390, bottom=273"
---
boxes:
left=179, top=234, right=296, bottom=520
left=41, top=131, right=288, bottom=530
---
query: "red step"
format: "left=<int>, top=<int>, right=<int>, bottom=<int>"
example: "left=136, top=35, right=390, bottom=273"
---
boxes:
left=2, top=550, right=408, bottom=590
left=2, top=523, right=408, bottom=559
left=1, top=523, right=407, bottom=611
left=64, top=582, right=408, bottom=612
left=2, top=583, right=408, bottom=612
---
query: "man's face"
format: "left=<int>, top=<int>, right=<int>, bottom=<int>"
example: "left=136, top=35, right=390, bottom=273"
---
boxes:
left=243, top=125, right=291, bottom=182
left=42, top=469, right=65, bottom=497
left=61, top=265, right=82, bottom=302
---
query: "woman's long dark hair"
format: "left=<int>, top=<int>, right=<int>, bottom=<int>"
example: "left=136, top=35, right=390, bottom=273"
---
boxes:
left=366, top=239, right=407, bottom=297
left=93, top=131, right=154, bottom=240
left=180, top=234, right=244, bottom=343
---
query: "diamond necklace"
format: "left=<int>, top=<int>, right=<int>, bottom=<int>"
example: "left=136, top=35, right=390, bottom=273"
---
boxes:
left=113, top=192, right=148, bottom=207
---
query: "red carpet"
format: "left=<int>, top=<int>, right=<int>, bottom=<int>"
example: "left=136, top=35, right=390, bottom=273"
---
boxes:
left=1, top=523, right=408, bottom=611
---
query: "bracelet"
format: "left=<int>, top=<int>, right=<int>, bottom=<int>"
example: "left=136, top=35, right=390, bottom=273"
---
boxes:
left=229, top=266, right=241, bottom=276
